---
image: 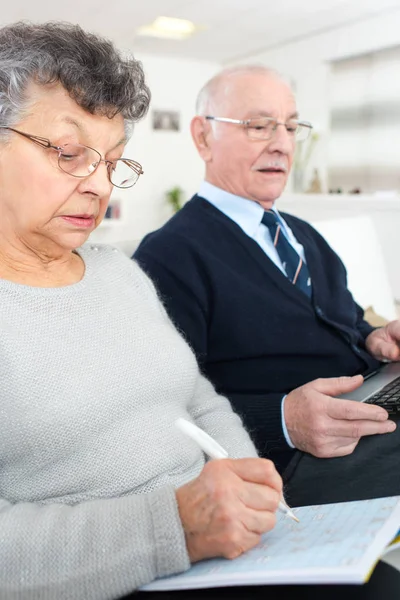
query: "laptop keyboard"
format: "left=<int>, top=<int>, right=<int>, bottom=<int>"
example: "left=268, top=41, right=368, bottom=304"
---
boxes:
left=364, top=376, right=400, bottom=414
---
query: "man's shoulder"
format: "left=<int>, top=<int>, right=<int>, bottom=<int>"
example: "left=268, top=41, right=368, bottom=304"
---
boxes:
left=166, top=194, right=230, bottom=229
left=137, top=195, right=237, bottom=251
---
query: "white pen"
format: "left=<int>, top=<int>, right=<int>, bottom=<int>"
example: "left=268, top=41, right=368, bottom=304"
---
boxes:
left=176, top=417, right=299, bottom=523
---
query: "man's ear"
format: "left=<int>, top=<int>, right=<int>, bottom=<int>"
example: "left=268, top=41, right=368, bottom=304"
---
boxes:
left=190, top=116, right=213, bottom=162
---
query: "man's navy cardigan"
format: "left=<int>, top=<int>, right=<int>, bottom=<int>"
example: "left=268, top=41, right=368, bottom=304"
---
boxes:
left=134, top=196, right=380, bottom=471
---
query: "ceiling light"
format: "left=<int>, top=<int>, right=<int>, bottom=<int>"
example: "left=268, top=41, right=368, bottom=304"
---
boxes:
left=137, top=16, right=198, bottom=41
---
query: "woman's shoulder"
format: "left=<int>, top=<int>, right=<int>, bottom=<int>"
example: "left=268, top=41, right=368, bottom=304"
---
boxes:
left=79, top=242, right=165, bottom=310
left=79, top=242, right=139, bottom=270
left=78, top=242, right=149, bottom=283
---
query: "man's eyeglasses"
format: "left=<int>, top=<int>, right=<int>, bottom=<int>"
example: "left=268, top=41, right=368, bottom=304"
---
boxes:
left=205, top=116, right=313, bottom=142
left=0, top=126, right=143, bottom=189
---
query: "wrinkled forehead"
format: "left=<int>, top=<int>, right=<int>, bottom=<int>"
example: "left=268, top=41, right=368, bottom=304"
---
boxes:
left=215, top=73, right=297, bottom=118
left=18, top=82, right=126, bottom=143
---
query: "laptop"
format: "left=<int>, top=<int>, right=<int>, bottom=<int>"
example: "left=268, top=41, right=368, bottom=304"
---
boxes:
left=338, top=362, right=400, bottom=414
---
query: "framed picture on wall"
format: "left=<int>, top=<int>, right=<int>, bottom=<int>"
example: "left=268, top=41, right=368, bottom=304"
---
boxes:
left=152, top=110, right=180, bottom=131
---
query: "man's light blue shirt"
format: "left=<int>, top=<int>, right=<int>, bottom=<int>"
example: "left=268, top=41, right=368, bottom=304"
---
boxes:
left=199, top=181, right=306, bottom=449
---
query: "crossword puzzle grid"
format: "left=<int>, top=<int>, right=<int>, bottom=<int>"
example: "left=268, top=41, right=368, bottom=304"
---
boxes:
left=176, top=496, right=399, bottom=578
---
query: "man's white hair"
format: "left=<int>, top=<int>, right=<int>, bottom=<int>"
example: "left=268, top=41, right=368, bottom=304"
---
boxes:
left=195, top=64, right=292, bottom=116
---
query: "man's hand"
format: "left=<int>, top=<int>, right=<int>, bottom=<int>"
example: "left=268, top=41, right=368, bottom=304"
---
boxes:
left=366, top=320, right=400, bottom=362
left=175, top=458, right=282, bottom=563
left=284, top=375, right=396, bottom=458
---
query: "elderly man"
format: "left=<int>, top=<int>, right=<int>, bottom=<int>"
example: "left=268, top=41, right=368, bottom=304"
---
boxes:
left=134, top=66, right=400, bottom=489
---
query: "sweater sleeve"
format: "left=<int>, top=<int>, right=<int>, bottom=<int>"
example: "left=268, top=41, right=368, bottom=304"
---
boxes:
left=130, top=260, right=259, bottom=460
left=0, top=486, right=190, bottom=599
left=355, top=301, right=377, bottom=340
left=227, top=390, right=292, bottom=458
left=187, top=373, right=259, bottom=459
left=134, top=246, right=209, bottom=361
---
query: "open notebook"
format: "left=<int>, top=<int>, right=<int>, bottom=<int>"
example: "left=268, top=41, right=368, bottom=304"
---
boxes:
left=142, top=496, right=400, bottom=591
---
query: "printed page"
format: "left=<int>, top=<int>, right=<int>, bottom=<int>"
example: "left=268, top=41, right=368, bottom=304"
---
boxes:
left=143, top=496, right=400, bottom=591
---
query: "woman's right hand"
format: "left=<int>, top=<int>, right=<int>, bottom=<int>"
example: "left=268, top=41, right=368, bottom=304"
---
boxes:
left=175, top=458, right=282, bottom=562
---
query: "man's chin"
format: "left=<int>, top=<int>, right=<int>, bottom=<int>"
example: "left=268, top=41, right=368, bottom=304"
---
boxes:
left=251, top=185, right=286, bottom=209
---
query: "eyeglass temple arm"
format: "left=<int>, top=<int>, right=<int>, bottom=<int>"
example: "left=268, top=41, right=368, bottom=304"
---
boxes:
left=0, top=127, right=60, bottom=150
left=120, top=158, right=144, bottom=175
left=205, top=116, right=246, bottom=125
left=104, top=159, right=144, bottom=180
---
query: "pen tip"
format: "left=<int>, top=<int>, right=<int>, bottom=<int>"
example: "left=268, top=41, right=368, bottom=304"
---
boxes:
left=291, top=513, right=300, bottom=523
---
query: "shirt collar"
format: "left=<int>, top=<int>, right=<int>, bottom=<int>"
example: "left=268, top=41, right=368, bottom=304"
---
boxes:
left=198, top=181, right=286, bottom=237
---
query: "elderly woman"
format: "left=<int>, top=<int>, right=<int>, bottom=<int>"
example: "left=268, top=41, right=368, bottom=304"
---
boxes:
left=0, top=21, right=282, bottom=600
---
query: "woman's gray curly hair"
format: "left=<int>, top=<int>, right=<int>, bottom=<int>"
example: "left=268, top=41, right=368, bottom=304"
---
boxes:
left=0, top=21, right=151, bottom=137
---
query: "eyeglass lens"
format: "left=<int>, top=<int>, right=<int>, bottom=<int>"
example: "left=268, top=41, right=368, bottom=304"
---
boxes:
left=247, top=119, right=309, bottom=142
left=57, top=144, right=139, bottom=188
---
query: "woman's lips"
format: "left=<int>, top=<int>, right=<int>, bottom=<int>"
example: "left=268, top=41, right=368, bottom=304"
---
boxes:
left=60, top=215, right=95, bottom=228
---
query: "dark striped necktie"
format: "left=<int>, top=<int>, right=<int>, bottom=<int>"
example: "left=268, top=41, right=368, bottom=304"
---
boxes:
left=261, top=210, right=312, bottom=298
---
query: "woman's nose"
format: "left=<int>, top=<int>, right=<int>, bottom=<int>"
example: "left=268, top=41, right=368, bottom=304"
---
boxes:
left=79, top=160, right=113, bottom=195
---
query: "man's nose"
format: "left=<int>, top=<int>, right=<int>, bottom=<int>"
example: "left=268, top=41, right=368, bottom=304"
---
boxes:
left=267, top=123, right=294, bottom=154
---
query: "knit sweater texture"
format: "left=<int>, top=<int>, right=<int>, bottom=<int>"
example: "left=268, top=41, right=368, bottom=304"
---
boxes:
left=0, top=243, right=257, bottom=599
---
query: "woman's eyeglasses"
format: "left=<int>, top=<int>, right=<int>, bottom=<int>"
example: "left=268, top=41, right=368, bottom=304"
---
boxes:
left=0, top=126, right=143, bottom=189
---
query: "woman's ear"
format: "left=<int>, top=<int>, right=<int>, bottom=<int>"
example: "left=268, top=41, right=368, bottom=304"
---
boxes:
left=190, top=116, right=213, bottom=162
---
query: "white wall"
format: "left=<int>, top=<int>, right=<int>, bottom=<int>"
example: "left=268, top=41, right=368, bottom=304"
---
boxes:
left=90, top=54, right=219, bottom=246
left=237, top=8, right=400, bottom=192
left=329, top=46, right=400, bottom=193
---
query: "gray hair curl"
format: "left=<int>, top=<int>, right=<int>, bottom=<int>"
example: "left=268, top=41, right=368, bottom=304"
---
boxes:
left=0, top=21, right=151, bottom=136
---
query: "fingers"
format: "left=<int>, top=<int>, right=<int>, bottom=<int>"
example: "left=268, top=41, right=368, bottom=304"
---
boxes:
left=238, top=481, right=281, bottom=512
left=227, top=458, right=283, bottom=493
left=373, top=341, right=400, bottom=361
left=219, top=529, right=263, bottom=560
left=310, top=375, right=364, bottom=396
left=242, top=507, right=277, bottom=536
left=285, top=376, right=396, bottom=459
left=324, top=418, right=396, bottom=439
left=366, top=323, right=400, bottom=361
left=327, top=398, right=389, bottom=421
left=176, top=459, right=281, bottom=563
left=384, top=321, right=400, bottom=349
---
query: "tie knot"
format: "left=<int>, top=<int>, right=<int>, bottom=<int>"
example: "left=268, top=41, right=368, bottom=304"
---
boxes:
left=261, top=210, right=279, bottom=230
